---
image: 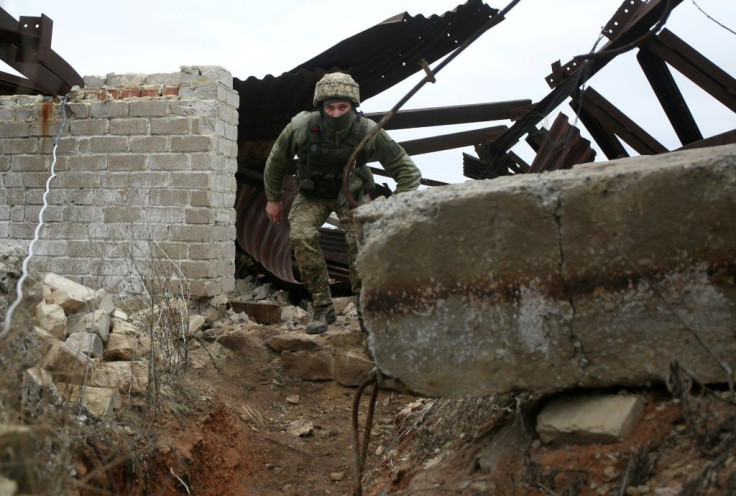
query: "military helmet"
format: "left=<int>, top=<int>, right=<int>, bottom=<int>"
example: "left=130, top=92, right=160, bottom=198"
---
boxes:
left=313, top=72, right=360, bottom=107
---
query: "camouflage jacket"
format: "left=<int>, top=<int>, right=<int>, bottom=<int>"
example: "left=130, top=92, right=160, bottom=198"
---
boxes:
left=263, top=110, right=421, bottom=202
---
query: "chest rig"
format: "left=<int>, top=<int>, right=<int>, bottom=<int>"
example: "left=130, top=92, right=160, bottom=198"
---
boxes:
left=296, top=111, right=368, bottom=200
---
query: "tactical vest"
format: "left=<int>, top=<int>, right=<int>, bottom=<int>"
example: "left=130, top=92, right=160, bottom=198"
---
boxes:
left=295, top=111, right=369, bottom=200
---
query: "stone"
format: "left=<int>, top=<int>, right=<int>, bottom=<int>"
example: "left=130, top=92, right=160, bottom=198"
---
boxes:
left=323, top=329, right=364, bottom=348
left=90, top=361, right=149, bottom=395
left=287, top=419, right=313, bottom=437
left=536, top=394, right=646, bottom=445
left=33, top=301, right=67, bottom=340
left=217, top=331, right=268, bottom=363
left=188, top=314, right=206, bottom=334
left=0, top=475, right=17, bottom=496
left=280, top=350, right=333, bottom=381
left=22, top=365, right=60, bottom=412
left=266, top=333, right=322, bottom=352
left=56, top=383, right=119, bottom=419
left=356, top=144, right=736, bottom=397
left=65, top=332, right=104, bottom=358
left=280, top=305, right=308, bottom=325
left=334, top=350, right=374, bottom=387
left=332, top=296, right=356, bottom=314
left=44, top=273, right=97, bottom=314
left=35, top=328, right=91, bottom=384
left=67, top=310, right=111, bottom=343
left=286, top=394, right=300, bottom=405
left=104, top=319, right=152, bottom=361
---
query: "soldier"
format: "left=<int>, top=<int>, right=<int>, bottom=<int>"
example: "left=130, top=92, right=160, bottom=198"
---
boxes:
left=264, top=72, right=421, bottom=334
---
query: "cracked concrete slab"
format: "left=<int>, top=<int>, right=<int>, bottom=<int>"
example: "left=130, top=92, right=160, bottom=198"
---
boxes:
left=355, top=144, right=736, bottom=397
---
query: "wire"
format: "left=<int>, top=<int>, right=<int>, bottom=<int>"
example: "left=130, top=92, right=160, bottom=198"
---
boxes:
left=1, top=95, right=69, bottom=341
left=691, top=0, right=736, bottom=36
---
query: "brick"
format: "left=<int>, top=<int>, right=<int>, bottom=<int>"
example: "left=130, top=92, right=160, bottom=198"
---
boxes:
left=141, top=206, right=185, bottom=224
left=58, top=174, right=102, bottom=189
left=61, top=155, right=107, bottom=172
left=109, top=118, right=148, bottom=135
left=39, top=137, right=76, bottom=154
left=69, top=120, right=108, bottom=136
left=149, top=189, right=189, bottom=206
left=66, top=240, right=105, bottom=258
left=162, top=87, right=180, bottom=96
left=63, top=206, right=104, bottom=223
left=104, top=207, right=143, bottom=223
left=129, top=101, right=168, bottom=117
left=0, top=122, right=31, bottom=138
left=90, top=101, right=129, bottom=118
left=185, top=208, right=215, bottom=224
left=67, top=103, right=90, bottom=118
left=168, top=225, right=211, bottom=242
left=150, top=154, right=187, bottom=171
left=30, top=120, right=63, bottom=138
left=108, top=154, right=146, bottom=172
left=188, top=279, right=221, bottom=297
left=32, top=240, right=68, bottom=256
left=10, top=222, right=37, bottom=238
left=22, top=172, right=54, bottom=188
left=190, top=190, right=212, bottom=207
left=130, top=136, right=167, bottom=153
left=46, top=222, right=90, bottom=239
left=107, top=74, right=146, bottom=86
left=171, top=135, right=212, bottom=152
left=192, top=117, right=216, bottom=135
left=150, top=117, right=189, bottom=135
left=171, top=172, right=209, bottom=188
left=0, top=156, right=10, bottom=172
left=10, top=155, right=48, bottom=171
left=90, top=136, right=127, bottom=153
left=145, top=73, right=181, bottom=85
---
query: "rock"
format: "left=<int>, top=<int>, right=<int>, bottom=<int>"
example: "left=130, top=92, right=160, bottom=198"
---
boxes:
left=43, top=273, right=97, bottom=314
left=90, top=361, right=149, bottom=395
left=217, top=331, right=268, bottom=363
left=356, top=144, right=736, bottom=397
left=332, top=297, right=356, bottom=314
left=280, top=350, right=333, bottom=381
left=536, top=393, right=646, bottom=445
left=0, top=425, right=33, bottom=488
left=329, top=472, right=346, bottom=482
left=95, top=289, right=114, bottom=315
left=266, top=333, right=322, bottom=352
left=334, top=350, right=373, bottom=387
left=287, top=419, right=313, bottom=437
left=188, top=314, right=206, bottom=334
left=104, top=320, right=153, bottom=361
left=286, top=394, right=300, bottom=405
left=35, top=328, right=91, bottom=384
left=67, top=310, right=111, bottom=343
left=56, top=383, right=119, bottom=419
left=323, top=329, right=364, bottom=348
left=0, top=475, right=17, bottom=496
left=33, top=301, right=67, bottom=340
left=280, top=305, right=308, bottom=326
left=22, top=365, right=60, bottom=413
left=64, top=333, right=104, bottom=358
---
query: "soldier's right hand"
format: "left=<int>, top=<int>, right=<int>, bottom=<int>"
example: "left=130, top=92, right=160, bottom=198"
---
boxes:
left=266, top=201, right=283, bottom=224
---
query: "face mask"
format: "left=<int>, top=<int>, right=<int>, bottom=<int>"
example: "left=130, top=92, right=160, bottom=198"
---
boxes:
left=323, top=109, right=355, bottom=133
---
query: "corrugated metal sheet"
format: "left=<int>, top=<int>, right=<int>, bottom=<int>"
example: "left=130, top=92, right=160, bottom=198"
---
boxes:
left=233, top=0, right=498, bottom=143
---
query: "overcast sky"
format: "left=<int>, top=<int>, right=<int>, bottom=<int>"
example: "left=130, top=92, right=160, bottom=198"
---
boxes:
left=1, top=0, right=734, bottom=184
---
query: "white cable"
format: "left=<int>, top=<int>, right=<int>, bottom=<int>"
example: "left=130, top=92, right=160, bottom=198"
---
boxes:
left=2, top=95, right=69, bottom=340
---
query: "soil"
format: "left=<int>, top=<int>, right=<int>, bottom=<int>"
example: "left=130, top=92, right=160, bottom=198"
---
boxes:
left=83, top=307, right=736, bottom=496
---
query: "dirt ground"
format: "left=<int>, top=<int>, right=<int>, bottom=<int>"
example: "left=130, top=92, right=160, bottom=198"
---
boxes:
left=88, top=308, right=736, bottom=496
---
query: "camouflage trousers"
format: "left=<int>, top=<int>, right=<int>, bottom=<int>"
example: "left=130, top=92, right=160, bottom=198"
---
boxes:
left=288, top=192, right=369, bottom=307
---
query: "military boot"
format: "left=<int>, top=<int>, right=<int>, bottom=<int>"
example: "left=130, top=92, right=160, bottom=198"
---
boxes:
left=306, top=303, right=336, bottom=335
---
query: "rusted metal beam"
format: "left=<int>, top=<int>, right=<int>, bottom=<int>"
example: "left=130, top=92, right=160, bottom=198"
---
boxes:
left=0, top=8, right=83, bottom=95
left=637, top=47, right=702, bottom=146
left=399, top=125, right=508, bottom=156
left=528, top=113, right=596, bottom=172
left=577, top=87, right=668, bottom=156
left=569, top=96, right=629, bottom=160
left=643, top=28, right=736, bottom=113
left=364, top=99, right=532, bottom=130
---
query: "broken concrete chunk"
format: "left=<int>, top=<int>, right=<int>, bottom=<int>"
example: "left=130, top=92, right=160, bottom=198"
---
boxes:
left=287, top=419, right=313, bottom=437
left=33, top=301, right=67, bottom=340
left=44, top=273, right=97, bottom=314
left=536, top=393, right=646, bottom=445
left=67, top=310, right=111, bottom=343
left=357, top=145, right=736, bottom=397
left=56, top=383, right=119, bottom=419
left=65, top=333, right=104, bottom=359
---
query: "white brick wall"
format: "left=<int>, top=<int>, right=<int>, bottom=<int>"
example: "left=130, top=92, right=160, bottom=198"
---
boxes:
left=0, top=66, right=239, bottom=298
